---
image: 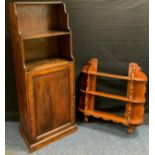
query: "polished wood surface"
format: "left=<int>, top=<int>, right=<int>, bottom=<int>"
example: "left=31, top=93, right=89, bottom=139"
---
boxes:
left=27, top=65, right=72, bottom=138
left=22, top=30, right=70, bottom=40
left=25, top=58, right=69, bottom=71
left=81, top=70, right=147, bottom=82
left=8, top=1, right=76, bottom=152
left=79, top=58, right=147, bottom=134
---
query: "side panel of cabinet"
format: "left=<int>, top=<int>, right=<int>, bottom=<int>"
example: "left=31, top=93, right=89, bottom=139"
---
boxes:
left=27, top=64, right=73, bottom=139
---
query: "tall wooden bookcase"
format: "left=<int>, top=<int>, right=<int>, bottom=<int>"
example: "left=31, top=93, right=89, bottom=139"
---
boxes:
left=8, top=1, right=76, bottom=152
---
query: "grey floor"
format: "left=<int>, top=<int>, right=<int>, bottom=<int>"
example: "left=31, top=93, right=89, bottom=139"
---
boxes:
left=6, top=121, right=149, bottom=155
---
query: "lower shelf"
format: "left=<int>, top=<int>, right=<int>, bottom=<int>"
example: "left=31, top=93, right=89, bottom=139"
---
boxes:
left=81, top=109, right=128, bottom=126
left=20, top=124, right=77, bottom=152
left=80, top=89, right=145, bottom=103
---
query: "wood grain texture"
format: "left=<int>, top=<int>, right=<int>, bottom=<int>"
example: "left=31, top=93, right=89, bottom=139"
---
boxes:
left=8, top=1, right=76, bottom=152
left=24, top=35, right=71, bottom=62
left=32, top=66, right=70, bottom=136
left=8, top=2, right=33, bottom=143
left=79, top=58, right=147, bottom=134
left=15, top=3, right=69, bottom=35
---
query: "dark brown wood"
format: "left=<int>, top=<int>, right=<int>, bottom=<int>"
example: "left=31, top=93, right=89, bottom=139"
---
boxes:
left=79, top=58, right=147, bottom=134
left=8, top=1, right=76, bottom=152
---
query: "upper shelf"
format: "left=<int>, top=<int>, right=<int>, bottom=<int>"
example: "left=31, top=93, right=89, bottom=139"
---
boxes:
left=82, top=69, right=147, bottom=82
left=21, top=30, right=70, bottom=40
left=14, top=2, right=70, bottom=37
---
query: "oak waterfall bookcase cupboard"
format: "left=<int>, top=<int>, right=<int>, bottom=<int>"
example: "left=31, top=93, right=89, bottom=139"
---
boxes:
left=79, top=58, right=147, bottom=134
left=8, top=2, right=76, bottom=152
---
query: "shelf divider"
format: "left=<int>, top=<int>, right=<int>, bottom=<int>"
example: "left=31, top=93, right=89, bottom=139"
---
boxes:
left=22, top=31, right=70, bottom=40
left=81, top=89, right=129, bottom=102
left=25, top=58, right=70, bottom=72
left=80, top=89, right=145, bottom=103
left=82, top=70, right=147, bottom=82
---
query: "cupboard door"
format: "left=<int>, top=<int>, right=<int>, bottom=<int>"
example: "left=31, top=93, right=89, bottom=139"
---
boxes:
left=27, top=65, right=72, bottom=138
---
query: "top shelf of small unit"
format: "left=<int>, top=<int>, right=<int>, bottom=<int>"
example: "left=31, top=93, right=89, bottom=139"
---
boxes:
left=22, top=30, right=70, bottom=40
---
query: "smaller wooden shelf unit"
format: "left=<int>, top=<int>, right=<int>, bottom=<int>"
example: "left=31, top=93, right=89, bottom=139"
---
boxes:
left=79, top=58, right=147, bottom=133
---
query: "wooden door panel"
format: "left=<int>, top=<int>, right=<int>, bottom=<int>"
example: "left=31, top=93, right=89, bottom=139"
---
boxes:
left=30, top=66, right=70, bottom=137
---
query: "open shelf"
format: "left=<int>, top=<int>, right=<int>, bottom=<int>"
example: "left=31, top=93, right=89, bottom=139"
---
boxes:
left=22, top=30, right=70, bottom=40
left=81, top=89, right=129, bottom=102
left=23, top=35, right=72, bottom=63
left=80, top=89, right=145, bottom=103
left=25, top=58, right=70, bottom=72
left=85, top=110, right=128, bottom=125
left=14, top=2, right=73, bottom=65
left=15, top=3, right=70, bottom=37
left=82, top=70, right=147, bottom=82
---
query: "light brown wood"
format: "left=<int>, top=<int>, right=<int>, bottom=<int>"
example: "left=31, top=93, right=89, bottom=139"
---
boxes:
left=22, top=30, right=70, bottom=40
left=80, top=89, right=145, bottom=103
left=84, top=110, right=128, bottom=125
left=8, top=1, right=76, bottom=152
left=82, top=70, right=147, bottom=82
left=79, top=58, right=147, bottom=133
